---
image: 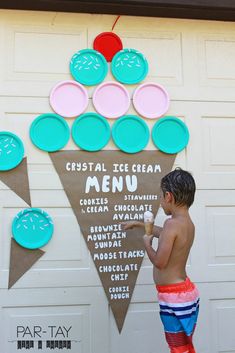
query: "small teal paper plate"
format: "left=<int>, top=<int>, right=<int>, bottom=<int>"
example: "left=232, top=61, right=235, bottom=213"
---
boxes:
left=70, top=49, right=108, bottom=86
left=12, top=208, right=54, bottom=249
left=152, top=116, right=189, bottom=154
left=72, top=113, right=111, bottom=151
left=30, top=113, right=70, bottom=152
left=112, top=115, right=149, bottom=153
left=0, top=132, right=24, bottom=171
left=111, top=49, right=148, bottom=84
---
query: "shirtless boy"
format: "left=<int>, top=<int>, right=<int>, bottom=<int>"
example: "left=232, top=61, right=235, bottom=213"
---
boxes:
left=122, top=169, right=199, bottom=353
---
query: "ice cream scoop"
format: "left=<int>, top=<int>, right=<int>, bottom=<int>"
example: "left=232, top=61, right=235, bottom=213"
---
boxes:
left=144, top=211, right=154, bottom=235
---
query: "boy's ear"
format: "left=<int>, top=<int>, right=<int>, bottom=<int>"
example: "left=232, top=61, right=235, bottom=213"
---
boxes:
left=165, top=191, right=174, bottom=203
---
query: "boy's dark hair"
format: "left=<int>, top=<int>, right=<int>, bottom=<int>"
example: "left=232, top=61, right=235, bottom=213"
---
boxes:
left=160, top=168, right=196, bottom=208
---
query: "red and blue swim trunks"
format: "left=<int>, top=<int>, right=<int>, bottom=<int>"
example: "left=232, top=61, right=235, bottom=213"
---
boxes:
left=156, top=277, right=199, bottom=353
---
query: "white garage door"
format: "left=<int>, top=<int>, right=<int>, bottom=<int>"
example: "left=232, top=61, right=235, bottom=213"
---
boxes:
left=0, top=10, right=235, bottom=353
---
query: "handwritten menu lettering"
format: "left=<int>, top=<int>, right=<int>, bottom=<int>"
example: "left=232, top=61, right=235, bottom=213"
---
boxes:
left=50, top=150, right=176, bottom=332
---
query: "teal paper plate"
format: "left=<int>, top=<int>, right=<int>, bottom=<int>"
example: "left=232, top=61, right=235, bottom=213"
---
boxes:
left=0, top=131, right=24, bottom=171
left=112, top=115, right=149, bottom=153
left=30, top=113, right=70, bottom=152
left=70, top=49, right=108, bottom=86
left=111, top=49, right=148, bottom=84
left=12, top=208, right=54, bottom=249
left=152, top=116, right=189, bottom=154
left=72, top=113, right=111, bottom=151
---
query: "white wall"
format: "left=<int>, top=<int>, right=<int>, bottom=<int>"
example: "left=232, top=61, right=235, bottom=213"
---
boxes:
left=0, top=10, right=235, bottom=353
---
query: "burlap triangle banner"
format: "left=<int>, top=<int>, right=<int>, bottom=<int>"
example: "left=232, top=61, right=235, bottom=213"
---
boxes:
left=0, top=157, right=31, bottom=206
left=8, top=238, right=45, bottom=289
left=50, top=150, right=176, bottom=332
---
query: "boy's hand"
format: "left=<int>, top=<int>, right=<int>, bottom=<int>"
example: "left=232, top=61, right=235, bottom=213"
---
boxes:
left=143, top=234, right=154, bottom=247
left=120, top=221, right=140, bottom=231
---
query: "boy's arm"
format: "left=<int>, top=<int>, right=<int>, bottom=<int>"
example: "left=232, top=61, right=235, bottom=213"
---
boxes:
left=143, top=220, right=176, bottom=269
left=121, top=221, right=163, bottom=238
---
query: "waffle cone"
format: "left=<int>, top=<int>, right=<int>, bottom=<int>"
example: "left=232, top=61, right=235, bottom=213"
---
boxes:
left=145, top=221, right=154, bottom=236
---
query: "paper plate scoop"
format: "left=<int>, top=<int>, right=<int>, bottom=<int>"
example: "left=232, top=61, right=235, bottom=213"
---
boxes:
left=144, top=211, right=154, bottom=235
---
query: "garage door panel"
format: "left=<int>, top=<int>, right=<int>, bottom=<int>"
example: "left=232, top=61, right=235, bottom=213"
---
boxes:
left=3, top=306, right=87, bottom=353
left=110, top=301, right=168, bottom=353
left=206, top=283, right=235, bottom=353
left=28, top=164, right=65, bottom=190
left=202, top=116, right=235, bottom=170
left=198, top=33, right=235, bottom=86
left=183, top=31, right=235, bottom=101
left=119, top=30, right=183, bottom=86
left=210, top=299, right=235, bottom=353
left=191, top=190, right=235, bottom=282
left=0, top=287, right=109, bottom=353
left=0, top=24, right=87, bottom=97
left=206, top=207, right=235, bottom=263
left=171, top=101, right=235, bottom=189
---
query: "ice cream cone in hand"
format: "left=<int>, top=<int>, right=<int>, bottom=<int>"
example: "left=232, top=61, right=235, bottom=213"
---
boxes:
left=144, top=211, right=154, bottom=236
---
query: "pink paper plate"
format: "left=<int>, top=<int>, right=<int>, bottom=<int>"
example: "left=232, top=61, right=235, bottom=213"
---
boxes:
left=50, top=80, right=88, bottom=118
left=92, top=81, right=130, bottom=119
left=133, top=83, right=170, bottom=119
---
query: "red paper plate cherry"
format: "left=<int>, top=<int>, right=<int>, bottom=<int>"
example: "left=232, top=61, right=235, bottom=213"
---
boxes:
left=93, top=32, right=123, bottom=62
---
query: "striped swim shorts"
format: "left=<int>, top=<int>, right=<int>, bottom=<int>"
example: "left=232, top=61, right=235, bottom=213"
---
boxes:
left=156, top=277, right=199, bottom=353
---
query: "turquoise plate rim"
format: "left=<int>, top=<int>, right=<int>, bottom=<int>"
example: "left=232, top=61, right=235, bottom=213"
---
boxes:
left=12, top=208, right=54, bottom=249
left=0, top=131, right=24, bottom=171
left=70, top=49, right=108, bottom=86
left=30, top=113, right=70, bottom=152
left=112, top=115, right=150, bottom=153
left=111, top=48, right=149, bottom=84
left=152, top=116, right=190, bottom=154
left=71, top=112, right=111, bottom=151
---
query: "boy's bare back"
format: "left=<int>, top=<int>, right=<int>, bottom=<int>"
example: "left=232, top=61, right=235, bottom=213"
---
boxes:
left=153, top=213, right=195, bottom=285
left=123, top=168, right=197, bottom=287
